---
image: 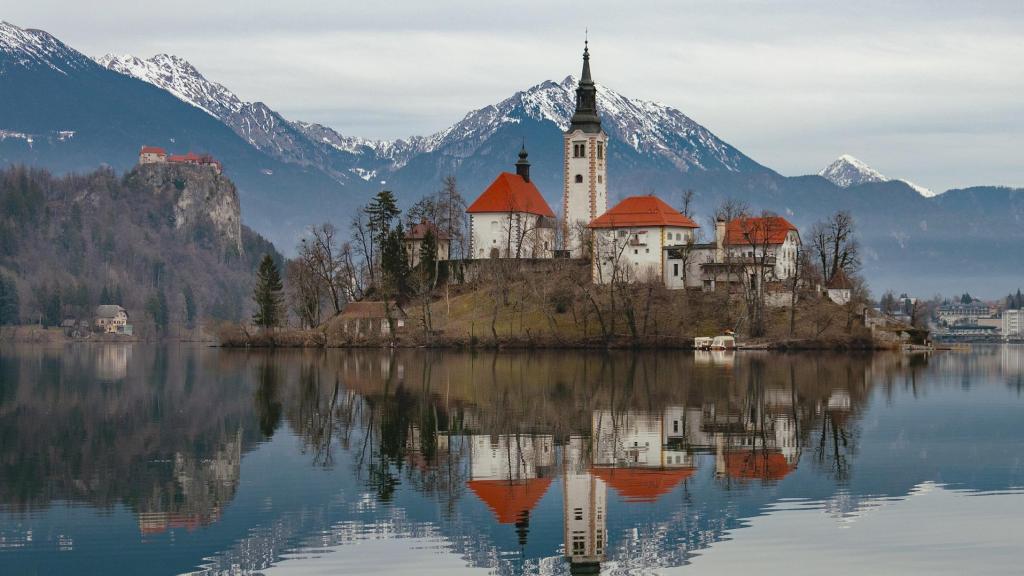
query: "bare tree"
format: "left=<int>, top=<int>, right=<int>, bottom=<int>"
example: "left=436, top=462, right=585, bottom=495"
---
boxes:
left=810, top=211, right=860, bottom=285
left=679, top=189, right=696, bottom=218
left=303, top=224, right=347, bottom=315
left=286, top=258, right=323, bottom=328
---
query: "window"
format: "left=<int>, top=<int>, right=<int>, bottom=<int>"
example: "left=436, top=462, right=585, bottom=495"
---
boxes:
left=573, top=142, right=585, bottom=158
left=673, top=420, right=679, bottom=432
left=645, top=248, right=650, bottom=253
left=673, top=263, right=679, bottom=277
left=634, top=249, right=638, bottom=255
left=597, top=175, right=603, bottom=183
left=597, top=142, right=604, bottom=159
left=575, top=174, right=583, bottom=183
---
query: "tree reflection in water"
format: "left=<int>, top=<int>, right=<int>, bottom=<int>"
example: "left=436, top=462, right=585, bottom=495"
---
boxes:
left=5, top=346, right=1024, bottom=575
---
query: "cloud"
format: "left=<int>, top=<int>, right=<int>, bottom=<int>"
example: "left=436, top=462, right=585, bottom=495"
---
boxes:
left=5, top=0, right=1023, bottom=190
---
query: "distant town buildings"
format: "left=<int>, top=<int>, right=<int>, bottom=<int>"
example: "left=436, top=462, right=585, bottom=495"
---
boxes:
left=1003, top=309, right=1023, bottom=339
left=138, top=145, right=222, bottom=174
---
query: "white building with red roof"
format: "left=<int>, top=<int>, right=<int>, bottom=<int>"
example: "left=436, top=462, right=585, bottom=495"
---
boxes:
left=588, top=195, right=699, bottom=284
left=138, top=145, right=167, bottom=164
left=466, top=147, right=556, bottom=259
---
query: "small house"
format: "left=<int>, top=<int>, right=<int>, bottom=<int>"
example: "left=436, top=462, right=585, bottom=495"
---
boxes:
left=94, top=305, right=128, bottom=334
left=338, top=301, right=407, bottom=338
left=404, top=221, right=450, bottom=268
left=826, top=270, right=854, bottom=305
left=139, top=146, right=168, bottom=164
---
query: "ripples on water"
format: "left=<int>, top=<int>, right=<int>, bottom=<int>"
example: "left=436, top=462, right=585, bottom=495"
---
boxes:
left=0, top=345, right=1023, bottom=575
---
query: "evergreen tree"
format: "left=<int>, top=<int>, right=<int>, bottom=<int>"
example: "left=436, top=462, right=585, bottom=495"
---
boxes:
left=0, top=274, right=19, bottom=325
left=146, top=289, right=169, bottom=332
left=252, top=253, right=284, bottom=328
left=114, top=285, right=124, bottom=306
left=1017, top=289, right=1023, bottom=309
left=960, top=293, right=973, bottom=304
left=365, top=190, right=401, bottom=251
left=381, top=228, right=410, bottom=299
left=100, top=285, right=111, bottom=304
left=419, top=228, right=438, bottom=286
left=183, top=284, right=197, bottom=328
left=43, top=289, right=61, bottom=327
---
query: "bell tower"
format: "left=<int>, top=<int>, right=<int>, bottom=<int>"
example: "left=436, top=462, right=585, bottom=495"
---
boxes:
left=563, top=39, right=608, bottom=257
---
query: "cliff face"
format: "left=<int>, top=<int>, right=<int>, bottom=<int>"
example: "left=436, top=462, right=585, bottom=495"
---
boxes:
left=0, top=164, right=280, bottom=329
left=128, top=163, right=243, bottom=253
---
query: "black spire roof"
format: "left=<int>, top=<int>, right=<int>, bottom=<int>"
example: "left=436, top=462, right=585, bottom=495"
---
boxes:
left=568, top=40, right=602, bottom=134
left=515, top=141, right=531, bottom=182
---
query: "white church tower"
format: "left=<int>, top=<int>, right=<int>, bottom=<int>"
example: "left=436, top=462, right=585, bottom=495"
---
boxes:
left=563, top=40, right=608, bottom=257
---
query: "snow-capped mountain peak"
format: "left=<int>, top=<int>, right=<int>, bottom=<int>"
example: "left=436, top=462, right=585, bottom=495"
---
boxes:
left=96, top=53, right=244, bottom=118
left=819, top=154, right=937, bottom=197
left=819, top=154, right=888, bottom=187
left=0, top=21, right=92, bottom=75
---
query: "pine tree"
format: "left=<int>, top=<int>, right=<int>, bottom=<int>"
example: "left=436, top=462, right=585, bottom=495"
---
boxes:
left=419, top=228, right=438, bottom=286
left=146, top=289, right=169, bottom=333
left=183, top=284, right=197, bottom=328
left=381, top=228, right=410, bottom=299
left=365, top=190, right=401, bottom=251
left=0, top=274, right=19, bottom=325
left=1016, top=289, right=1023, bottom=309
left=252, top=253, right=284, bottom=328
left=100, top=285, right=111, bottom=304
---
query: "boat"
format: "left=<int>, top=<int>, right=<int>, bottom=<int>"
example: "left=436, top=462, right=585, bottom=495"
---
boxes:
left=710, top=335, right=736, bottom=350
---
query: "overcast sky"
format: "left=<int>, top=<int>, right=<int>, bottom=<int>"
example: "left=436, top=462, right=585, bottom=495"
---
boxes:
left=8, top=0, right=1024, bottom=191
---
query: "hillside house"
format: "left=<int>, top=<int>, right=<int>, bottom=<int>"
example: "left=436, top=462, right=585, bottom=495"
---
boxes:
left=338, top=301, right=407, bottom=338
left=694, top=216, right=801, bottom=294
left=467, top=147, right=556, bottom=259
left=139, top=146, right=167, bottom=164
left=404, top=221, right=450, bottom=268
left=589, top=195, right=699, bottom=284
left=826, top=269, right=854, bottom=305
left=94, top=305, right=128, bottom=334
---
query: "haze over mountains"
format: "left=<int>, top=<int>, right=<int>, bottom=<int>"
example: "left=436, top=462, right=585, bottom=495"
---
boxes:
left=2, top=21, right=1022, bottom=295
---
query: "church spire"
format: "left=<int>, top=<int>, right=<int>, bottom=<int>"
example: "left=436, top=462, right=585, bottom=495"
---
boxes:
left=569, top=39, right=602, bottom=133
left=515, top=141, right=531, bottom=182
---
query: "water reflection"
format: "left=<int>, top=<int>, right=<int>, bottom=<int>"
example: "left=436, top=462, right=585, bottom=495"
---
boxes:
left=1, top=346, right=1023, bottom=575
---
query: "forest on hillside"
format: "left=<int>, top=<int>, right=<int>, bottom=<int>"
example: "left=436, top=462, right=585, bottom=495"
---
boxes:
left=0, top=165, right=279, bottom=333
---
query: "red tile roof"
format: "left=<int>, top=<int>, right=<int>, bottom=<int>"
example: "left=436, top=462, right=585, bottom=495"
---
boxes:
left=140, top=146, right=166, bottom=155
left=467, top=478, right=553, bottom=524
left=405, top=220, right=450, bottom=241
left=725, top=450, right=794, bottom=481
left=588, top=195, right=698, bottom=229
left=591, top=467, right=695, bottom=502
left=724, top=216, right=798, bottom=246
left=466, top=172, right=555, bottom=217
left=826, top=269, right=854, bottom=290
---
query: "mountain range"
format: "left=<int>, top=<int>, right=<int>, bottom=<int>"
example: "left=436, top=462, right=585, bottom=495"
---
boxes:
left=2, top=21, right=1022, bottom=295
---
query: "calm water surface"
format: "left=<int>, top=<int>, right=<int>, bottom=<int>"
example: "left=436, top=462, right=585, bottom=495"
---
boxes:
left=1, top=345, right=1023, bottom=575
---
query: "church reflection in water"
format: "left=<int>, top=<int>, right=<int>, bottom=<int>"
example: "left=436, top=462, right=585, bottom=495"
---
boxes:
left=10, top=345, right=1022, bottom=575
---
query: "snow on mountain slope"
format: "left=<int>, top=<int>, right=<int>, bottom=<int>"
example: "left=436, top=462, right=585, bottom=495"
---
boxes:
left=819, top=154, right=937, bottom=197
left=413, top=76, right=763, bottom=172
left=819, top=154, right=888, bottom=187
left=0, top=21, right=92, bottom=74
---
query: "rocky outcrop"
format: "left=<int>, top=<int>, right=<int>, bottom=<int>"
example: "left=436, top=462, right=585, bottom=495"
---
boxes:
left=128, top=163, right=243, bottom=253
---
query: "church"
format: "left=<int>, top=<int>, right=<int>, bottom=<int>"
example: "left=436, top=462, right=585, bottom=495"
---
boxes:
left=464, top=42, right=802, bottom=293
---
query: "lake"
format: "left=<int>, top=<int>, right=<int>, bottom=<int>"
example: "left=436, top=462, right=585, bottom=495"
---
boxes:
left=1, top=345, right=1023, bottom=575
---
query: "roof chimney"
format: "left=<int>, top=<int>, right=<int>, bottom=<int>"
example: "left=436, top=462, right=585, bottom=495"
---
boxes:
left=715, top=218, right=726, bottom=262
left=515, top=143, right=531, bottom=182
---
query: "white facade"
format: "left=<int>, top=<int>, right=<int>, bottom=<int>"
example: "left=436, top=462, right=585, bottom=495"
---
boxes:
left=564, top=130, right=608, bottom=256
left=1004, top=309, right=1024, bottom=338
left=468, top=434, right=554, bottom=481
left=592, top=225, right=695, bottom=284
left=469, top=212, right=555, bottom=259
left=725, top=229, right=802, bottom=281
left=563, top=436, right=607, bottom=569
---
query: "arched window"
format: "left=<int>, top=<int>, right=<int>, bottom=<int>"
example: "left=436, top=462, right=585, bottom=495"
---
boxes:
left=575, top=174, right=583, bottom=183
